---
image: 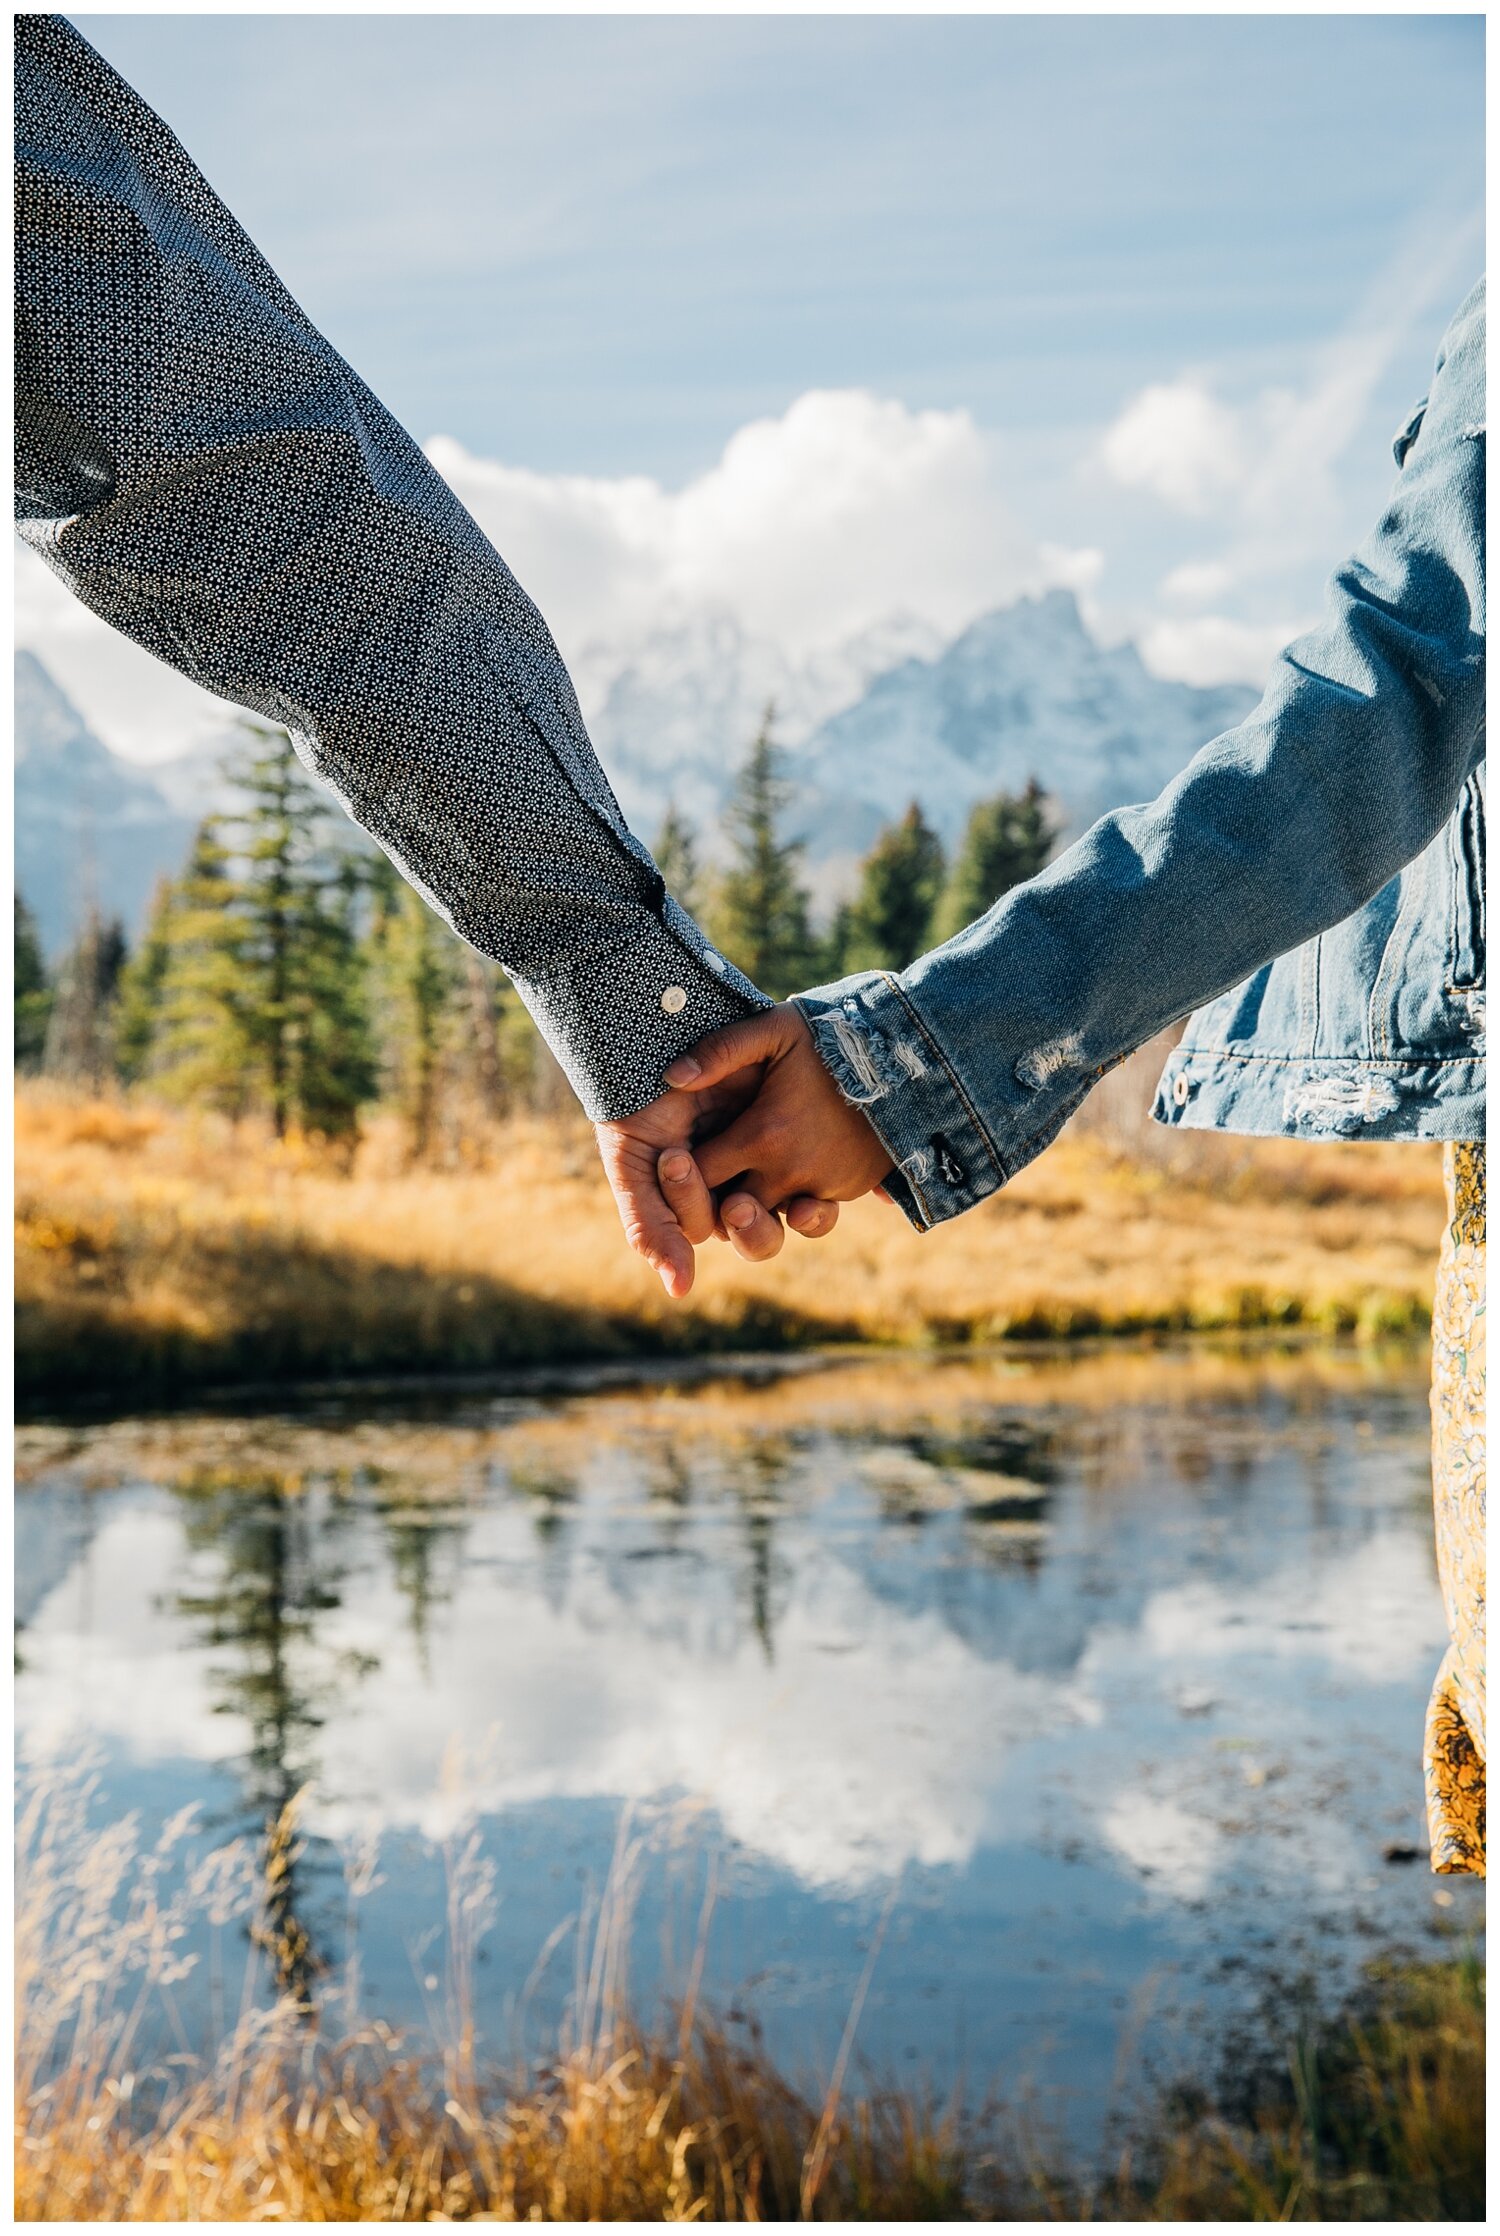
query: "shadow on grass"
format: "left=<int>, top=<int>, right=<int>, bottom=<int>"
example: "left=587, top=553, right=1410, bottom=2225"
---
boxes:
left=17, top=1195, right=1434, bottom=1411
left=15, top=1204, right=859, bottom=1408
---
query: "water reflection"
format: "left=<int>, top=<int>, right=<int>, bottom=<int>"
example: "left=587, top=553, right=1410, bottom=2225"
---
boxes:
left=14, top=1342, right=1482, bottom=2145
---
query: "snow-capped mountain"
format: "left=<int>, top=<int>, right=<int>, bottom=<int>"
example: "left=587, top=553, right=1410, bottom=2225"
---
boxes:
left=576, top=604, right=946, bottom=847
left=15, top=651, right=196, bottom=956
left=15, top=590, right=1262, bottom=951
left=786, top=588, right=1260, bottom=866
left=585, top=588, right=1259, bottom=894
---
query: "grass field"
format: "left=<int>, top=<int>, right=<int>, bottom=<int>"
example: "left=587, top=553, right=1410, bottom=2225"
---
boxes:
left=15, top=1072, right=1447, bottom=1402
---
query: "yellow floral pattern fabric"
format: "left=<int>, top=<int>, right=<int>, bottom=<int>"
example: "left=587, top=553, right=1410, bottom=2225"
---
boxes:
left=1424, top=1140, right=1486, bottom=1876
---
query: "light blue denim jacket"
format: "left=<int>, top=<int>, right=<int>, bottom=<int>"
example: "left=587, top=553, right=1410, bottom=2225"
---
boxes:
left=795, top=280, right=1486, bottom=1231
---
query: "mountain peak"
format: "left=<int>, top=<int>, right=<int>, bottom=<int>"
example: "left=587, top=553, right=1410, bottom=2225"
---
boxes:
left=953, top=585, right=1088, bottom=656
left=14, top=646, right=100, bottom=764
left=15, top=648, right=195, bottom=954
left=785, top=589, right=1260, bottom=868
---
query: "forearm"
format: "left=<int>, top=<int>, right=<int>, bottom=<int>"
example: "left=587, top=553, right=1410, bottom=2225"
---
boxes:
left=796, top=285, right=1486, bottom=1226
left=15, top=13, right=765, bottom=1120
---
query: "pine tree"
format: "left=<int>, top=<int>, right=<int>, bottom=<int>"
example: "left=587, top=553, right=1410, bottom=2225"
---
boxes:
left=114, top=875, right=176, bottom=1083
left=41, top=905, right=126, bottom=1087
left=820, top=898, right=856, bottom=983
left=653, top=801, right=703, bottom=919
left=365, top=879, right=459, bottom=1160
left=14, top=894, right=52, bottom=1071
left=461, top=951, right=510, bottom=1124
left=839, top=802, right=946, bottom=973
left=148, top=819, right=259, bottom=1117
left=710, top=709, right=817, bottom=998
left=150, top=728, right=376, bottom=1140
left=931, top=778, right=1059, bottom=945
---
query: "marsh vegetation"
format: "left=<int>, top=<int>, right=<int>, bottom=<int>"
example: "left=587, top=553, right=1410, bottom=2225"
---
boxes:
left=16, top=1083, right=1442, bottom=1403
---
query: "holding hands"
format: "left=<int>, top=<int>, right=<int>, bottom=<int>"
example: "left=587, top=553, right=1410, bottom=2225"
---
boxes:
left=595, top=1004, right=893, bottom=1296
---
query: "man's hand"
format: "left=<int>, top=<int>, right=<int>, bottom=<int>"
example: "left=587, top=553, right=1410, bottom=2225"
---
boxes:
left=594, top=1064, right=839, bottom=1299
left=660, top=1004, right=894, bottom=1225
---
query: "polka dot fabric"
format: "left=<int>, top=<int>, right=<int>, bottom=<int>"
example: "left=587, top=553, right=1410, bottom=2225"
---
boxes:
left=14, top=13, right=769, bottom=1121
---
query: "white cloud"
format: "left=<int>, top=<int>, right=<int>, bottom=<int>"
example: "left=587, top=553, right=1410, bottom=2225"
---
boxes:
left=1160, top=558, right=1234, bottom=606
left=18, top=1492, right=1070, bottom=1893
left=15, top=541, right=237, bottom=765
left=21, top=219, right=1476, bottom=747
left=16, top=391, right=1089, bottom=764
left=428, top=388, right=1065, bottom=672
left=1131, top=1530, right=1443, bottom=1687
left=1100, top=1792, right=1220, bottom=1901
left=1138, top=613, right=1303, bottom=693
left=1098, top=218, right=1484, bottom=691
left=1099, top=379, right=1248, bottom=516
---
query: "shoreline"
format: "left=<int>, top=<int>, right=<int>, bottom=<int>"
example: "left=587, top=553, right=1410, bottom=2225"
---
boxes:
left=16, top=1321, right=1429, bottom=1428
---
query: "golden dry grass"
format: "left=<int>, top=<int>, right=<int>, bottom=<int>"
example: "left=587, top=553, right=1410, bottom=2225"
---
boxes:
left=16, top=1077, right=1446, bottom=1401
left=15, top=1766, right=1484, bottom=2223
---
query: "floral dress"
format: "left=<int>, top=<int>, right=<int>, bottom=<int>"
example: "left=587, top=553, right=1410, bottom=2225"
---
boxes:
left=1424, top=1141, right=1487, bottom=1875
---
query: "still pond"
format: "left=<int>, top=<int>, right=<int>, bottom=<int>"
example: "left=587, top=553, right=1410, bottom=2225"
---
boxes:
left=15, top=1339, right=1483, bottom=2160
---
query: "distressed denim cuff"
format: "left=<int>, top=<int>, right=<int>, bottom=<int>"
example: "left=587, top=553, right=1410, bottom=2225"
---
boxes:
left=792, top=973, right=1008, bottom=1230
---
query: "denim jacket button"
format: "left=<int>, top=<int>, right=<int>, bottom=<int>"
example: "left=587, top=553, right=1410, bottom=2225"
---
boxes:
left=1172, top=1072, right=1191, bottom=1107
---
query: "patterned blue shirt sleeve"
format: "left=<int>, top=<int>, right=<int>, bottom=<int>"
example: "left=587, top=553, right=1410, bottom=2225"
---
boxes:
left=14, top=13, right=768, bottom=1122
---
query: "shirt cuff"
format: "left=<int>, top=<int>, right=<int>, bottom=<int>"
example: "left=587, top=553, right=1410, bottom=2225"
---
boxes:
left=517, top=904, right=771, bottom=1123
left=791, top=972, right=1010, bottom=1230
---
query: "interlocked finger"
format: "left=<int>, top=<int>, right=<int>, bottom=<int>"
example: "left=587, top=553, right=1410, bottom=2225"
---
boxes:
left=719, top=1191, right=786, bottom=1262
left=657, top=1149, right=719, bottom=1245
left=785, top=1197, right=839, bottom=1239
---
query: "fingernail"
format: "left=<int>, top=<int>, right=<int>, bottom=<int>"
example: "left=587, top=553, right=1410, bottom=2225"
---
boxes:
left=661, top=1152, right=693, bottom=1182
left=724, top=1199, right=755, bottom=1231
left=664, top=1057, right=701, bottom=1086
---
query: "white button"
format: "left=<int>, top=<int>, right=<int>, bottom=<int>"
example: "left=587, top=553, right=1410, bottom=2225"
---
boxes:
left=1172, top=1072, right=1190, bottom=1106
left=704, top=951, right=728, bottom=975
left=661, top=986, right=688, bottom=1014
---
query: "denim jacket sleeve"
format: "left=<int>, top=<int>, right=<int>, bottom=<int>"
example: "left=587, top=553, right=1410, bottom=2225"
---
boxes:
left=13, top=13, right=768, bottom=1123
left=794, top=279, right=1486, bottom=1230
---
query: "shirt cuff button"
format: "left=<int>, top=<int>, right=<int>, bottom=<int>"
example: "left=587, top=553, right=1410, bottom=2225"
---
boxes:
left=1172, top=1072, right=1191, bottom=1107
left=661, top=986, right=688, bottom=1014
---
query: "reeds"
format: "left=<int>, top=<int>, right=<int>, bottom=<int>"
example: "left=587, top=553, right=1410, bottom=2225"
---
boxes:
left=16, top=1083, right=1444, bottom=1402
left=15, top=1760, right=978, bottom=2221
left=14, top=1755, right=1485, bottom=2222
left=1100, top=1951, right=1487, bottom=2222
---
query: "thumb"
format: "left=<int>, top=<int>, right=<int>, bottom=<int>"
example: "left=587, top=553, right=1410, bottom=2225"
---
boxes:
left=663, top=1002, right=799, bottom=1091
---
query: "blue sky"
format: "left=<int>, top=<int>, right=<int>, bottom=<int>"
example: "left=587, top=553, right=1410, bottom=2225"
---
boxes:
left=75, top=12, right=1483, bottom=476
left=24, top=12, right=1487, bottom=758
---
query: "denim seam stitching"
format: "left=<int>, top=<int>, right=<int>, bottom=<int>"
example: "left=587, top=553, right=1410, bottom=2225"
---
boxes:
left=798, top=995, right=937, bottom=1225
left=1177, top=1048, right=1484, bottom=1070
left=875, top=975, right=1008, bottom=1188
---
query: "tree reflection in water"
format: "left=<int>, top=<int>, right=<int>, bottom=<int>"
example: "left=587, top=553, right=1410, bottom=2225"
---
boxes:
left=170, top=1471, right=355, bottom=2005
